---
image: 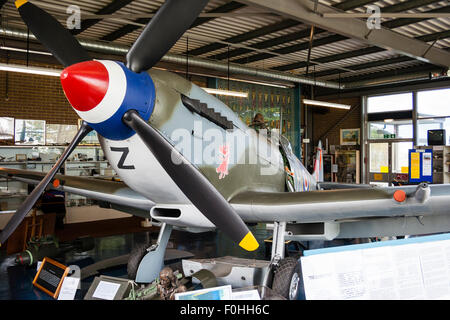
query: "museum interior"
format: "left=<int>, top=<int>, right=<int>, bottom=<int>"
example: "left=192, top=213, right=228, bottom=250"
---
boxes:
left=0, top=0, right=449, bottom=302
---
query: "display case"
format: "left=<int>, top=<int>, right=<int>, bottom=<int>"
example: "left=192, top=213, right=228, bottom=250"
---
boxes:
left=0, top=145, right=117, bottom=213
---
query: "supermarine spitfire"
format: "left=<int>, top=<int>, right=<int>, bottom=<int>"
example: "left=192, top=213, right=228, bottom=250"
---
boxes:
left=2, top=0, right=450, bottom=300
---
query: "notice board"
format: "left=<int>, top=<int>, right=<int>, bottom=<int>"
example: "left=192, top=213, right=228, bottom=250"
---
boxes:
left=409, top=149, right=433, bottom=183
left=301, top=233, right=450, bottom=300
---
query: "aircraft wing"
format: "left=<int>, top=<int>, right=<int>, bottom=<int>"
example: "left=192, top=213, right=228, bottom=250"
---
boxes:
left=0, top=168, right=155, bottom=216
left=230, top=183, right=450, bottom=237
left=317, top=182, right=375, bottom=190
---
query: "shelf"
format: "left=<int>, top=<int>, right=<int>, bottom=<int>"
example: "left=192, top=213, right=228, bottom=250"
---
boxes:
left=0, top=161, right=56, bottom=165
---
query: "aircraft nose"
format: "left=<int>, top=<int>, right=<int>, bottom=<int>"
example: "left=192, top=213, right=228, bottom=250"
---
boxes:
left=60, top=60, right=109, bottom=112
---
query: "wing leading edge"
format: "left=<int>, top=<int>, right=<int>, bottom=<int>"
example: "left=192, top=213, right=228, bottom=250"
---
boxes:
left=230, top=183, right=450, bottom=224
left=0, top=168, right=155, bottom=216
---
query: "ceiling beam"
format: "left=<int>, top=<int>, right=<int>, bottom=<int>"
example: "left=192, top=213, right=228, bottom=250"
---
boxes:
left=239, top=0, right=450, bottom=67
left=311, top=56, right=415, bottom=78
left=340, top=63, right=444, bottom=84
left=307, top=30, right=450, bottom=78
left=227, top=1, right=448, bottom=66
left=101, top=1, right=245, bottom=42
left=332, top=0, right=378, bottom=11
left=272, top=5, right=450, bottom=72
left=209, top=0, right=374, bottom=62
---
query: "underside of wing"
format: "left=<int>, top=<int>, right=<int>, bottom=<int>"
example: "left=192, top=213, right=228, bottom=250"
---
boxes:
left=0, top=167, right=155, bottom=216
left=230, top=183, right=450, bottom=239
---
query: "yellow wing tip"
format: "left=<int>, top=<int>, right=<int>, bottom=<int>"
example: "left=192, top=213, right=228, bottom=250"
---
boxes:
left=239, top=232, right=259, bottom=252
left=15, top=0, right=28, bottom=9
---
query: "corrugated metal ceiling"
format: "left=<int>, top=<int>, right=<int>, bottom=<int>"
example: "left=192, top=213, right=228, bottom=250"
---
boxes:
left=0, top=0, right=448, bottom=83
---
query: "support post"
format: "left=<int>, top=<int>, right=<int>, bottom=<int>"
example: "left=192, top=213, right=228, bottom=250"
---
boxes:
left=293, top=84, right=302, bottom=160
left=135, top=223, right=173, bottom=283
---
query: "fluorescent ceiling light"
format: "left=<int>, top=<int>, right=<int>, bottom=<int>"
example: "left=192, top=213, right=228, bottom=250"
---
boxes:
left=202, top=88, right=248, bottom=98
left=0, top=63, right=61, bottom=77
left=0, top=46, right=53, bottom=56
left=303, top=99, right=351, bottom=110
left=384, top=119, right=394, bottom=123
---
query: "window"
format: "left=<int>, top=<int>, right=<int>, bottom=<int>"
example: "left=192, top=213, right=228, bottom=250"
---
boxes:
left=368, top=120, right=412, bottom=140
left=416, top=88, right=450, bottom=146
left=14, top=119, right=46, bottom=145
left=369, top=143, right=388, bottom=173
left=46, top=124, right=78, bottom=145
left=417, top=118, right=450, bottom=146
left=392, top=142, right=413, bottom=173
left=418, top=88, right=450, bottom=118
left=367, top=92, right=413, bottom=113
left=0, top=117, right=14, bottom=141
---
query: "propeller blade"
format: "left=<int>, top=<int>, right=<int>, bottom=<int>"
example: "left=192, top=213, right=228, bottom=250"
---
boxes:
left=0, top=122, right=93, bottom=246
left=15, top=0, right=91, bottom=67
left=126, top=0, right=209, bottom=73
left=122, top=110, right=259, bottom=251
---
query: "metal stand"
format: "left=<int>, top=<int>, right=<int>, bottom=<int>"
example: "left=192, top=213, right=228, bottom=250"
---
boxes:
left=135, top=223, right=173, bottom=283
left=263, top=221, right=287, bottom=288
left=271, top=221, right=287, bottom=263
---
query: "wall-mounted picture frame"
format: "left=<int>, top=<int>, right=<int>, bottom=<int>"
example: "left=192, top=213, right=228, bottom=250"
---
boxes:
left=14, top=119, right=46, bottom=145
left=340, top=128, right=360, bottom=145
left=0, top=117, right=15, bottom=145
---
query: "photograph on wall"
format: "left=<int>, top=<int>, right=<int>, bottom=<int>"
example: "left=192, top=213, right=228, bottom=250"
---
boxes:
left=0, top=117, right=14, bottom=145
left=340, top=128, right=360, bottom=145
left=14, top=119, right=46, bottom=145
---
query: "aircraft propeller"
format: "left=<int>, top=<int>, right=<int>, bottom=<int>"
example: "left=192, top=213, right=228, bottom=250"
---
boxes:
left=0, top=0, right=259, bottom=252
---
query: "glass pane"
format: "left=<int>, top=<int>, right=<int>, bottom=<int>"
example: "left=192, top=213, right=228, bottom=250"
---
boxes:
left=392, top=142, right=413, bottom=173
left=418, top=88, right=450, bottom=118
left=417, top=118, right=450, bottom=146
left=46, top=124, right=78, bottom=145
left=367, top=92, right=412, bottom=113
left=370, top=143, right=388, bottom=173
left=0, top=117, right=14, bottom=140
left=14, top=119, right=45, bottom=145
left=368, top=120, right=412, bottom=139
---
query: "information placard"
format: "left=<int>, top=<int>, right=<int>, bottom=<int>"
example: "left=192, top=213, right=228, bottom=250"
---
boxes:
left=33, top=257, right=70, bottom=299
left=409, top=149, right=433, bottom=183
left=301, top=233, right=450, bottom=300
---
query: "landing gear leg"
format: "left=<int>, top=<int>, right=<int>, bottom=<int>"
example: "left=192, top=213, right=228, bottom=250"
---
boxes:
left=134, top=223, right=173, bottom=283
left=265, top=221, right=302, bottom=300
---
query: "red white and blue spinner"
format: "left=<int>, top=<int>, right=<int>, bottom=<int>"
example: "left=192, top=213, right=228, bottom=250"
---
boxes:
left=60, top=60, right=156, bottom=140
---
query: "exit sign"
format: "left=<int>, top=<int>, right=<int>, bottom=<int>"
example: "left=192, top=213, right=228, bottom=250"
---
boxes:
left=384, top=134, right=396, bottom=139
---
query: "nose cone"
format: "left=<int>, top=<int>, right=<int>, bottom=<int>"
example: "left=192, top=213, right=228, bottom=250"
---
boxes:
left=60, top=61, right=109, bottom=112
